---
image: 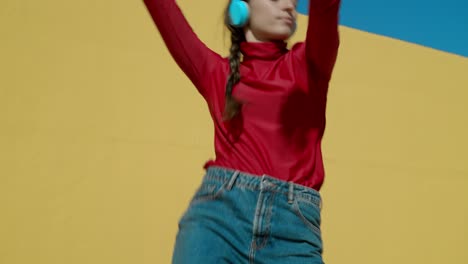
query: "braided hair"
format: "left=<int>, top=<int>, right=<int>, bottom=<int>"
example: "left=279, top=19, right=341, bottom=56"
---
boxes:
left=223, top=1, right=246, bottom=121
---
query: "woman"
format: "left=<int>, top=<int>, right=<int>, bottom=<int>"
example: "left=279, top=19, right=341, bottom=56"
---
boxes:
left=143, top=0, right=340, bottom=263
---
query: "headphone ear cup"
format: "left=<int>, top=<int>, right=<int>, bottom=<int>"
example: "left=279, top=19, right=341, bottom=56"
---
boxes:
left=229, top=0, right=249, bottom=27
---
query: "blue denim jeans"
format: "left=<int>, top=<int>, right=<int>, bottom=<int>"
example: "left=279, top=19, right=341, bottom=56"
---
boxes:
left=172, top=166, right=324, bottom=264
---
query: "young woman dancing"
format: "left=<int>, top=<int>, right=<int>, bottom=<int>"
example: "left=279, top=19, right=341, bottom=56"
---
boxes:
left=143, top=0, right=340, bottom=263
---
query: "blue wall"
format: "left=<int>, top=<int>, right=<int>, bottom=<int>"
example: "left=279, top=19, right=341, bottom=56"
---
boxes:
left=297, top=0, right=468, bottom=57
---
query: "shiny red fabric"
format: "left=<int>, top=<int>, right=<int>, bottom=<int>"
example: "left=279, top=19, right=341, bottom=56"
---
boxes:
left=144, top=0, right=340, bottom=190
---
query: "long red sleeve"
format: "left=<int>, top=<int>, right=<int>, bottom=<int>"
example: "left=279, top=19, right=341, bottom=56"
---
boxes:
left=294, top=0, right=340, bottom=81
left=143, top=0, right=223, bottom=97
left=306, top=0, right=340, bottom=80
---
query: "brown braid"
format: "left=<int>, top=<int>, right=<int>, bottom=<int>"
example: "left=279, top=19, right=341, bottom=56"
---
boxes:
left=223, top=1, right=246, bottom=121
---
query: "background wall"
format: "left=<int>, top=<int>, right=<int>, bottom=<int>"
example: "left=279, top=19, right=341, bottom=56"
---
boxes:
left=1, top=0, right=467, bottom=263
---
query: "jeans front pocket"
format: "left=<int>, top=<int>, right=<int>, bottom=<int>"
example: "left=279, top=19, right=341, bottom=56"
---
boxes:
left=190, top=181, right=226, bottom=205
left=291, top=197, right=322, bottom=237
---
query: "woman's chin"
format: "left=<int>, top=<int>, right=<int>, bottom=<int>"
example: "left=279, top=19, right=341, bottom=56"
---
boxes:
left=275, top=28, right=295, bottom=40
left=276, top=32, right=293, bottom=41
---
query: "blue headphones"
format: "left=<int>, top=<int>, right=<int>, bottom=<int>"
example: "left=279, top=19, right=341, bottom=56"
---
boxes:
left=228, top=0, right=297, bottom=35
left=228, top=0, right=249, bottom=27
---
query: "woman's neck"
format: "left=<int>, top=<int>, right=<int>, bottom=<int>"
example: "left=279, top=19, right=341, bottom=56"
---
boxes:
left=244, top=29, right=287, bottom=43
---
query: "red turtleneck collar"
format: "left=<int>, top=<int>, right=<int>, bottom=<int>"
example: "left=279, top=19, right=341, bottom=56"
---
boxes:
left=240, top=41, right=289, bottom=61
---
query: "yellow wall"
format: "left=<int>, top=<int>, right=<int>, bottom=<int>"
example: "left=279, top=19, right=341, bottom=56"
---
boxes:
left=1, top=0, right=467, bottom=263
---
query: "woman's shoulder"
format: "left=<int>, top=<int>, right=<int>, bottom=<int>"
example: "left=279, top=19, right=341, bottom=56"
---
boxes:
left=288, top=41, right=306, bottom=58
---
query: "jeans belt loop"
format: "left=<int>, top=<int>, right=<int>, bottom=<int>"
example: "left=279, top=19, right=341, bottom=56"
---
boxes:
left=226, top=170, right=240, bottom=191
left=288, top=182, right=294, bottom=204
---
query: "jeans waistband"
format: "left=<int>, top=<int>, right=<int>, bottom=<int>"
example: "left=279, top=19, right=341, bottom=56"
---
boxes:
left=204, top=166, right=322, bottom=209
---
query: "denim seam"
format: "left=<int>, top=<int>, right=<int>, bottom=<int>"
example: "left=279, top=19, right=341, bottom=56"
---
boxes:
left=295, top=195, right=321, bottom=208
left=201, top=179, right=321, bottom=208
left=206, top=168, right=321, bottom=193
left=229, top=181, right=321, bottom=208
left=248, top=240, right=256, bottom=264
left=292, top=199, right=322, bottom=236
left=234, top=182, right=259, bottom=190
left=256, top=192, right=275, bottom=250
left=190, top=183, right=226, bottom=205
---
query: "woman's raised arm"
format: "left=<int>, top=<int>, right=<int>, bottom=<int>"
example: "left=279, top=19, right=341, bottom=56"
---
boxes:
left=299, top=0, right=340, bottom=81
left=143, top=0, right=223, bottom=97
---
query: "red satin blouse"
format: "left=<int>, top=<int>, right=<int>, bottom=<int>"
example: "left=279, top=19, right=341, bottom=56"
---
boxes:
left=144, top=0, right=340, bottom=190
